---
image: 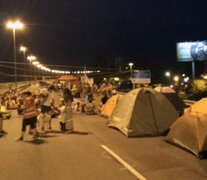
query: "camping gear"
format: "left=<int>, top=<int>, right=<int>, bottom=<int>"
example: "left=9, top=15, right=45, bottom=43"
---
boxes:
left=108, top=88, right=179, bottom=137
left=154, top=86, right=185, bottom=115
left=85, top=102, right=96, bottom=115
left=167, top=112, right=207, bottom=158
left=101, top=94, right=123, bottom=118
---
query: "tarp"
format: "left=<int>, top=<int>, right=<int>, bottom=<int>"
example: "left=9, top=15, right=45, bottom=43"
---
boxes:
left=101, top=94, right=123, bottom=118
left=167, top=113, right=207, bottom=158
left=154, top=86, right=185, bottom=115
left=108, top=88, right=179, bottom=137
left=58, top=75, right=78, bottom=81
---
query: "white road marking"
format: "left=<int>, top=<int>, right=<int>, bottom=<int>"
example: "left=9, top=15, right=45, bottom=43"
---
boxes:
left=101, top=145, right=147, bottom=180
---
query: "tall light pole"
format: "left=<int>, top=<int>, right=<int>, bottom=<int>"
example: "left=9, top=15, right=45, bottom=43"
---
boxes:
left=129, top=63, right=134, bottom=76
left=165, top=71, right=171, bottom=84
left=27, top=55, right=36, bottom=84
left=7, top=20, right=24, bottom=88
left=20, top=46, right=27, bottom=82
left=129, top=63, right=134, bottom=89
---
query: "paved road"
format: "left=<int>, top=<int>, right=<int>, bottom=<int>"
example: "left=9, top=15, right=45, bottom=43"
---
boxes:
left=1, top=110, right=207, bottom=180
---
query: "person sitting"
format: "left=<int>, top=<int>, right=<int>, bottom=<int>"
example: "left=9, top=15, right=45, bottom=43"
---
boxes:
left=101, top=90, right=108, bottom=105
left=0, top=113, right=7, bottom=134
left=0, top=97, right=12, bottom=119
left=80, top=98, right=87, bottom=112
left=84, top=100, right=96, bottom=115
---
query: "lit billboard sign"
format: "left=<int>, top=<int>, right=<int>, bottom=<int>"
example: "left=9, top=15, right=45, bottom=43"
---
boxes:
left=131, top=70, right=151, bottom=84
left=177, top=41, right=207, bottom=62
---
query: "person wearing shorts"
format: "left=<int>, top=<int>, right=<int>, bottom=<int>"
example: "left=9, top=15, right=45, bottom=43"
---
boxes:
left=16, top=91, right=39, bottom=141
left=41, top=86, right=55, bottom=130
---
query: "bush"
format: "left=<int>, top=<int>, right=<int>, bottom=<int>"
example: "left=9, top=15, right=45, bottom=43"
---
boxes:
left=185, top=79, right=207, bottom=101
left=188, top=91, right=207, bottom=101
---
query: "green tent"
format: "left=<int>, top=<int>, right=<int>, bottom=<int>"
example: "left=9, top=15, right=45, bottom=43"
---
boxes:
left=108, top=88, right=179, bottom=137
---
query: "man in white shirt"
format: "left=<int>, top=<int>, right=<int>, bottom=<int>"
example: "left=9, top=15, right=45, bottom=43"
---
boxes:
left=41, top=85, right=55, bottom=130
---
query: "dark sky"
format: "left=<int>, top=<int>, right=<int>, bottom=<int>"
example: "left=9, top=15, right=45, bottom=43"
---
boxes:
left=0, top=0, right=207, bottom=67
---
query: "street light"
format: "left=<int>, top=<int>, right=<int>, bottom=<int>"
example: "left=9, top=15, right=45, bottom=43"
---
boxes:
left=27, top=55, right=36, bottom=61
left=129, top=62, right=134, bottom=75
left=165, top=71, right=170, bottom=77
left=37, top=64, right=42, bottom=68
left=129, top=62, right=134, bottom=89
left=165, top=71, right=171, bottom=84
left=27, top=55, right=36, bottom=82
left=203, top=75, right=207, bottom=80
left=129, top=62, right=134, bottom=69
left=7, top=20, right=24, bottom=88
left=20, top=46, right=26, bottom=52
left=174, top=76, right=179, bottom=82
left=32, top=61, right=39, bottom=65
left=20, top=46, right=27, bottom=82
left=184, top=77, right=189, bottom=82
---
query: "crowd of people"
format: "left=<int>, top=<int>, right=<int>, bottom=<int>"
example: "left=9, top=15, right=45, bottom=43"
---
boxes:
left=0, top=82, right=117, bottom=141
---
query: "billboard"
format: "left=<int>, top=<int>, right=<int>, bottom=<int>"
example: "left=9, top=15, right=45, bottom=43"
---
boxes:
left=131, top=70, right=151, bottom=84
left=177, top=41, right=207, bottom=62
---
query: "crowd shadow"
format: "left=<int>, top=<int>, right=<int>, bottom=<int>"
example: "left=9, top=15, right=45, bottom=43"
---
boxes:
left=37, top=134, right=58, bottom=138
left=70, top=131, right=89, bottom=135
left=25, top=138, right=46, bottom=145
left=50, top=130, right=64, bottom=134
left=50, top=130, right=89, bottom=135
left=0, top=132, right=8, bottom=138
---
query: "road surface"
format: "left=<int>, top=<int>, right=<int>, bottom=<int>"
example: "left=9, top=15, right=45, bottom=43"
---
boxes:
left=1, top=109, right=207, bottom=180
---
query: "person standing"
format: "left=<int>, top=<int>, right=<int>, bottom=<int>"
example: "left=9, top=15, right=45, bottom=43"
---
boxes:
left=59, top=88, right=73, bottom=133
left=16, top=91, right=39, bottom=141
left=41, top=85, right=55, bottom=130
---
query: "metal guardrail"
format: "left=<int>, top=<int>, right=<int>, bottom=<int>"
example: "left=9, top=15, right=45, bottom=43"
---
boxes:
left=183, top=100, right=196, bottom=107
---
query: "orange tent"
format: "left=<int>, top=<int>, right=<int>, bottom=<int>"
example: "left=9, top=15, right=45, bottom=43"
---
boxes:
left=185, top=98, right=207, bottom=114
left=101, top=94, right=123, bottom=118
left=167, top=112, right=207, bottom=158
left=58, top=75, right=79, bottom=90
left=58, top=75, right=78, bottom=81
left=167, top=98, right=207, bottom=158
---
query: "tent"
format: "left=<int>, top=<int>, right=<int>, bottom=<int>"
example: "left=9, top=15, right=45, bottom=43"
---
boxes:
left=167, top=113, right=207, bottom=158
left=185, top=98, right=207, bottom=114
left=154, top=86, right=185, bottom=115
left=58, top=75, right=78, bottom=81
left=101, top=94, right=123, bottom=118
left=108, top=88, right=179, bottom=137
left=154, top=86, right=176, bottom=93
left=58, top=75, right=79, bottom=90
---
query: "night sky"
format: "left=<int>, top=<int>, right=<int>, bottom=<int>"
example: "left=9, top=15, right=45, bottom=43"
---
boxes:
left=0, top=0, right=207, bottom=67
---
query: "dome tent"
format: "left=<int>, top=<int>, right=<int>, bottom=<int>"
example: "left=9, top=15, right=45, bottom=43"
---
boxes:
left=154, top=86, right=176, bottom=93
left=101, top=94, right=123, bottom=118
left=108, top=88, right=179, bottom=137
left=167, top=113, right=207, bottom=158
left=167, top=98, right=207, bottom=158
left=154, top=86, right=185, bottom=115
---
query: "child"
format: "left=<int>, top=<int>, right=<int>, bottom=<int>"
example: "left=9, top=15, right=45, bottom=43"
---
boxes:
left=59, top=88, right=73, bottom=133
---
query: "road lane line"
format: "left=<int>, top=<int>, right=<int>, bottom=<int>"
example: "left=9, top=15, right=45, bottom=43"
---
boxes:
left=101, top=145, right=147, bottom=180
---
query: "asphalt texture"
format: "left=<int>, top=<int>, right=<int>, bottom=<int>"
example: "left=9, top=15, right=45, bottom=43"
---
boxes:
left=1, top=109, right=207, bottom=180
left=0, top=83, right=207, bottom=180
